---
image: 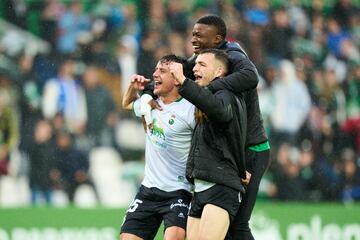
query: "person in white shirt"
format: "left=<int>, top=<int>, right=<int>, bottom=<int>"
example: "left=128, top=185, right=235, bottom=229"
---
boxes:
left=42, top=57, right=87, bottom=134
left=120, top=54, right=195, bottom=240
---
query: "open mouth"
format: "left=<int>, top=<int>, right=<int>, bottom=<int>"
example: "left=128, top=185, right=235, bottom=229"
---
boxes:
left=154, top=80, right=162, bottom=87
left=154, top=80, right=162, bottom=89
left=193, top=45, right=201, bottom=52
left=194, top=74, right=202, bottom=83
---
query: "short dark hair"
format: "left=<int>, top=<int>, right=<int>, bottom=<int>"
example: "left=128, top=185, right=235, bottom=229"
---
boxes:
left=196, top=15, right=227, bottom=39
left=198, top=48, right=230, bottom=74
left=159, top=54, right=185, bottom=65
left=159, top=54, right=192, bottom=78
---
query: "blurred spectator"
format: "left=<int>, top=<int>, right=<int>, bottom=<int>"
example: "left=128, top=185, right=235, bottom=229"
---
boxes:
left=167, top=32, right=186, bottom=58
left=166, top=0, right=189, bottom=34
left=319, top=69, right=346, bottom=124
left=57, top=1, right=91, bottom=54
left=28, top=120, right=57, bottom=205
left=121, top=2, right=141, bottom=39
left=42, top=56, right=87, bottom=134
left=270, top=60, right=311, bottom=148
left=264, top=7, right=294, bottom=63
left=40, top=0, right=65, bottom=48
left=349, top=11, right=360, bottom=47
left=299, top=143, right=338, bottom=201
left=54, top=130, right=95, bottom=203
left=82, top=65, right=118, bottom=149
left=332, top=0, right=355, bottom=29
left=325, top=17, right=351, bottom=59
left=84, top=39, right=121, bottom=74
left=1, top=0, right=27, bottom=29
left=345, top=64, right=360, bottom=117
left=272, top=144, right=306, bottom=201
left=136, top=29, right=165, bottom=78
left=339, top=148, right=360, bottom=202
left=117, top=34, right=138, bottom=95
left=0, top=75, right=18, bottom=176
left=244, top=0, right=269, bottom=27
left=15, top=54, right=42, bottom=155
left=341, top=115, right=360, bottom=154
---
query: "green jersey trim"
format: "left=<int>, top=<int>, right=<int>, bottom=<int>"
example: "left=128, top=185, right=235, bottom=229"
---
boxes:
left=248, top=141, right=270, bottom=152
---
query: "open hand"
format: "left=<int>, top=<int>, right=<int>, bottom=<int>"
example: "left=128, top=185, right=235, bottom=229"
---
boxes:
left=148, top=99, right=162, bottom=111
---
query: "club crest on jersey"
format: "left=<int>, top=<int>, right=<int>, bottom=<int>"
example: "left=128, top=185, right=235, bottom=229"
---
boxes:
left=169, top=114, right=176, bottom=125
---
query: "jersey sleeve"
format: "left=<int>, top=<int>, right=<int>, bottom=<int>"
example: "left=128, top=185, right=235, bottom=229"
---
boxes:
left=132, top=99, right=141, bottom=117
left=188, top=105, right=196, bottom=130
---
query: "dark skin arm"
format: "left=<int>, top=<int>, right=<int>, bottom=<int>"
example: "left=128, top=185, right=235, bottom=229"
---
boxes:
left=207, top=50, right=259, bottom=93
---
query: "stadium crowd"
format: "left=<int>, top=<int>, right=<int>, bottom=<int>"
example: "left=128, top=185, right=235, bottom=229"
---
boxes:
left=0, top=0, right=360, bottom=205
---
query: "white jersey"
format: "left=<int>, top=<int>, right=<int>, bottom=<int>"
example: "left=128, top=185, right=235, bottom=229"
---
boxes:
left=133, top=97, right=195, bottom=192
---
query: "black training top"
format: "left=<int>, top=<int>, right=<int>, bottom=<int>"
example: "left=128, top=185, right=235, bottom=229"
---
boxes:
left=188, top=41, right=268, bottom=147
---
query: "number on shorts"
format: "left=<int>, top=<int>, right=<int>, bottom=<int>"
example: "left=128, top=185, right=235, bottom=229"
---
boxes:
left=128, top=199, right=143, bottom=213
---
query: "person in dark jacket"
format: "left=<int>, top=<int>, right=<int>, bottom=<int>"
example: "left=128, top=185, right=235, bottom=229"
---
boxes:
left=141, top=15, right=270, bottom=240
left=28, top=119, right=57, bottom=205
left=189, top=15, right=271, bottom=240
left=170, top=48, right=247, bottom=240
left=55, top=130, right=94, bottom=203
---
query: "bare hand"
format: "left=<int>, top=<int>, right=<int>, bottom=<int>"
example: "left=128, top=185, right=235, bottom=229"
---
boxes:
left=149, top=99, right=162, bottom=111
left=241, top=171, right=252, bottom=185
left=169, top=62, right=186, bottom=85
left=131, top=74, right=150, bottom=90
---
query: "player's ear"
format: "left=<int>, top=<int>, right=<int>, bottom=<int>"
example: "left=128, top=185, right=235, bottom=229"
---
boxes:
left=214, top=67, right=224, bottom=78
left=214, top=34, right=222, bottom=45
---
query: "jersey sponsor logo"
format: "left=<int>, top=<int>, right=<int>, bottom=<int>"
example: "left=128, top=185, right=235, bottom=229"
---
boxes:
left=178, top=212, right=185, bottom=218
left=170, top=199, right=189, bottom=209
left=150, top=119, right=165, bottom=140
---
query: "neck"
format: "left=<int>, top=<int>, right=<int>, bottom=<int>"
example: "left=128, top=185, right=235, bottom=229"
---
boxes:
left=160, top=92, right=181, bottom=104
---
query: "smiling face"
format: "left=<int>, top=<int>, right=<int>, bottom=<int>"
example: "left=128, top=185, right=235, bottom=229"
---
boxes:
left=152, top=61, right=178, bottom=98
left=191, top=23, right=222, bottom=54
left=193, top=53, right=226, bottom=87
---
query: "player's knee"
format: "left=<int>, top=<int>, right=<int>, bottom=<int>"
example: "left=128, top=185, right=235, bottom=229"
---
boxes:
left=164, top=235, right=185, bottom=240
left=164, top=226, right=186, bottom=240
left=119, top=233, right=143, bottom=240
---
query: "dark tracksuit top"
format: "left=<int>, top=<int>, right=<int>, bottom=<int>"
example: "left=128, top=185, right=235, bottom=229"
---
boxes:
left=187, top=41, right=268, bottom=148
left=178, top=78, right=247, bottom=192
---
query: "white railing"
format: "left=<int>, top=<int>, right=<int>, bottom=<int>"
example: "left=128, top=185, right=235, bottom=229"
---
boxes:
left=0, top=17, right=51, bottom=56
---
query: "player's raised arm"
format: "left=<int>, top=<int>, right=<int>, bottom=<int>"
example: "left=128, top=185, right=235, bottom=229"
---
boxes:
left=122, top=74, right=150, bottom=111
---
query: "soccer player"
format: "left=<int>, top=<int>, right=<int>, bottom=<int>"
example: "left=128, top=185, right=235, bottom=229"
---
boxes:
left=170, top=48, right=247, bottom=240
left=190, top=15, right=271, bottom=240
left=142, top=15, right=270, bottom=240
left=120, top=55, right=195, bottom=240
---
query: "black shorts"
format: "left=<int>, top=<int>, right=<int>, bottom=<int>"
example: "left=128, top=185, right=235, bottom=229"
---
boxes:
left=189, top=184, right=241, bottom=221
left=120, top=185, right=192, bottom=240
